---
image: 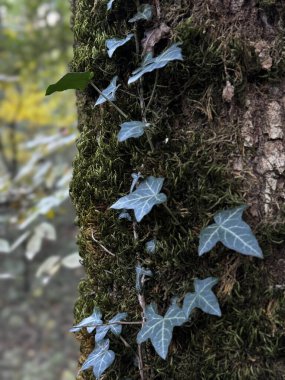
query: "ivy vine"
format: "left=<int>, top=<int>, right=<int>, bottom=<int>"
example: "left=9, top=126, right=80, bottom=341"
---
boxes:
left=46, top=1, right=263, bottom=379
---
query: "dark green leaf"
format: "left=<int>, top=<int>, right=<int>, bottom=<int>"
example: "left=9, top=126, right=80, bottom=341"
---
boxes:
left=45, top=72, right=94, bottom=95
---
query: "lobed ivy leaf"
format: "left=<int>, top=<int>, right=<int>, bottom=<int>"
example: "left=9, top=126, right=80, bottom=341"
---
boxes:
left=45, top=72, right=94, bottom=95
left=137, top=301, right=186, bottom=359
left=110, top=176, right=167, bottom=222
left=128, top=43, right=183, bottom=84
left=107, top=0, right=115, bottom=10
left=135, top=264, right=153, bottom=292
left=95, top=312, right=128, bottom=342
left=81, top=339, right=115, bottom=380
left=128, top=4, right=153, bottom=23
left=70, top=307, right=103, bottom=333
left=145, top=239, right=156, bottom=254
left=182, top=277, right=221, bottom=318
left=118, top=121, right=149, bottom=142
left=198, top=205, right=263, bottom=258
left=106, top=34, right=134, bottom=58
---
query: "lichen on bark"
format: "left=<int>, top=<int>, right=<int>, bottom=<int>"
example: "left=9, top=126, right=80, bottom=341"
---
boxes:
left=70, top=1, right=285, bottom=379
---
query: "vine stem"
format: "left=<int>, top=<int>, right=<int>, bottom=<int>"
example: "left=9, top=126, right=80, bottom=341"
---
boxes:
left=163, top=204, right=187, bottom=234
left=73, top=321, right=143, bottom=329
left=134, top=25, right=154, bottom=153
left=90, top=82, right=128, bottom=119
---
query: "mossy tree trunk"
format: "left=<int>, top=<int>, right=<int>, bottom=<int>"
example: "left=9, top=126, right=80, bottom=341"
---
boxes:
left=70, top=1, right=285, bottom=379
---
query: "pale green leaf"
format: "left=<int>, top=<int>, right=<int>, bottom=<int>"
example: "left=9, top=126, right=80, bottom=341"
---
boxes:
left=118, top=121, right=149, bottom=142
left=106, top=34, right=134, bottom=58
left=110, top=176, right=167, bottom=222
left=95, top=76, right=119, bottom=106
left=81, top=339, right=115, bottom=379
left=128, top=43, right=183, bottom=84
left=128, top=4, right=153, bottom=23
left=137, top=301, right=186, bottom=359
left=199, top=206, right=263, bottom=258
left=182, top=277, right=221, bottom=318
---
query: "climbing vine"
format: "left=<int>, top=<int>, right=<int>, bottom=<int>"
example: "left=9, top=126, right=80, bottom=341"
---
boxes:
left=46, top=1, right=264, bottom=379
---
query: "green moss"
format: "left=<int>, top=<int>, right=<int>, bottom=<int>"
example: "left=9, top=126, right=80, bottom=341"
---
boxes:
left=70, top=0, right=285, bottom=379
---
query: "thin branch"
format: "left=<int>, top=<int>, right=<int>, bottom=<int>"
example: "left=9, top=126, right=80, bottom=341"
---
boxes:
left=91, top=231, right=116, bottom=257
left=90, top=82, right=128, bottom=119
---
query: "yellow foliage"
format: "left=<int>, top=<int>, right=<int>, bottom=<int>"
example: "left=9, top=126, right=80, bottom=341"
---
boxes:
left=0, top=80, right=76, bottom=129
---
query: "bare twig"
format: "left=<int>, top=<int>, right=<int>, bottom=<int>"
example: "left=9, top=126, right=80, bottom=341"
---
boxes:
left=90, top=82, right=128, bottom=119
left=91, top=231, right=116, bottom=257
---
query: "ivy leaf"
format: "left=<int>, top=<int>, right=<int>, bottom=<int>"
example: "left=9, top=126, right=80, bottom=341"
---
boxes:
left=137, top=301, right=186, bottom=359
left=183, top=277, right=221, bottom=318
left=95, top=312, right=128, bottom=342
left=118, top=121, right=149, bottom=142
left=130, top=172, right=143, bottom=193
left=106, top=34, right=134, bottom=58
left=110, top=176, right=167, bottom=222
left=128, top=4, right=153, bottom=23
left=118, top=211, right=132, bottom=221
left=95, top=76, right=119, bottom=106
left=198, top=206, right=263, bottom=258
left=81, top=339, right=115, bottom=379
left=128, top=43, right=183, bottom=85
left=45, top=72, right=94, bottom=96
left=135, top=264, right=153, bottom=292
left=107, top=0, right=115, bottom=10
left=70, top=307, right=103, bottom=333
left=145, top=239, right=156, bottom=254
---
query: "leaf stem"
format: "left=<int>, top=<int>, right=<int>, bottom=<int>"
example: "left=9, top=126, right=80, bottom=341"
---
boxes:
left=163, top=204, right=187, bottom=234
left=90, top=82, right=128, bottom=119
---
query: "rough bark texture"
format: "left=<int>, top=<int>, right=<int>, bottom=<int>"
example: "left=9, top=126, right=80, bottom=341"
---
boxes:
left=70, top=1, right=285, bottom=379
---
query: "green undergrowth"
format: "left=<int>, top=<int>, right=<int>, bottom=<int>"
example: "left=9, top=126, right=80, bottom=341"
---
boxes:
left=70, top=0, right=285, bottom=378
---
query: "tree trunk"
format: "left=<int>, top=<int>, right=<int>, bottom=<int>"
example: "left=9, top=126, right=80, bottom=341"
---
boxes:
left=70, top=1, right=285, bottom=379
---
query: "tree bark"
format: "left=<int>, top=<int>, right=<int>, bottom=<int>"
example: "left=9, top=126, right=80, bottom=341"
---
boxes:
left=70, top=1, right=285, bottom=379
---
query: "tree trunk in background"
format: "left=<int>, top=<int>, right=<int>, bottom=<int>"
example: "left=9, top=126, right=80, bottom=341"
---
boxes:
left=70, top=1, right=285, bottom=379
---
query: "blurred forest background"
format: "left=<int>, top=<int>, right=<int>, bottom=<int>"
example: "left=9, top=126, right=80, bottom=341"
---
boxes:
left=0, top=1, right=83, bottom=379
